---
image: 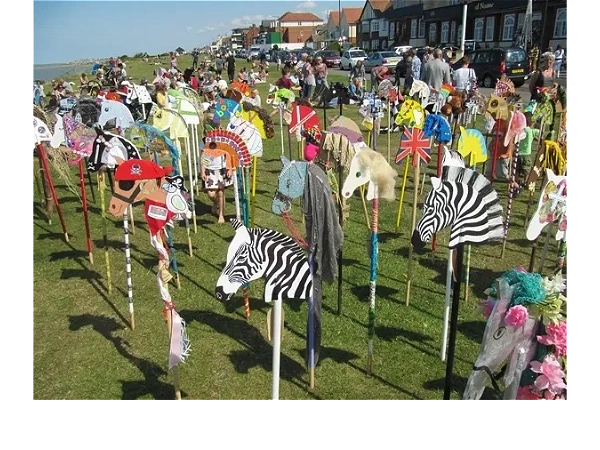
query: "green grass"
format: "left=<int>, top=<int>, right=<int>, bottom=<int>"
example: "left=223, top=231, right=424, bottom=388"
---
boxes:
left=33, top=54, right=564, bottom=400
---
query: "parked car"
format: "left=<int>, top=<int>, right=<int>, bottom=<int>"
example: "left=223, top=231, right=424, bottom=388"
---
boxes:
left=247, top=46, right=261, bottom=61
left=363, top=51, right=402, bottom=74
left=340, top=48, right=368, bottom=70
left=315, top=50, right=341, bottom=67
left=453, top=47, right=528, bottom=88
left=391, top=45, right=412, bottom=56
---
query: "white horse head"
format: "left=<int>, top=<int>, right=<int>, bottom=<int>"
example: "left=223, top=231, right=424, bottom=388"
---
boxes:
left=33, top=116, right=53, bottom=146
left=98, top=99, right=135, bottom=130
left=526, top=169, right=567, bottom=241
left=341, top=147, right=397, bottom=201
left=227, top=115, right=263, bottom=157
left=409, top=80, right=431, bottom=107
left=50, top=113, right=65, bottom=148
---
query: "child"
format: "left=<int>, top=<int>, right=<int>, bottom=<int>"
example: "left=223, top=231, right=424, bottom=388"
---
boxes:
left=514, top=112, right=540, bottom=191
left=201, top=141, right=234, bottom=224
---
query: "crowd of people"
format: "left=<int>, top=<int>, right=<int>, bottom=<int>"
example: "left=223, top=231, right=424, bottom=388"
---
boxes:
left=35, top=43, right=565, bottom=222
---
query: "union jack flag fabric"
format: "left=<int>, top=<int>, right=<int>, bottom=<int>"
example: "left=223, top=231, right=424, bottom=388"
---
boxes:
left=396, top=127, right=431, bottom=167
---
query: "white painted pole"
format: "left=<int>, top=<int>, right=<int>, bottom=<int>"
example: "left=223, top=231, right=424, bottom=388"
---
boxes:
left=461, top=4, right=468, bottom=52
left=441, top=249, right=453, bottom=361
left=271, top=299, right=282, bottom=400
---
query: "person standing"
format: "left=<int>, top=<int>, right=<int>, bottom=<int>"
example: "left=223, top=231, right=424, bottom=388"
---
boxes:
left=192, top=49, right=199, bottom=70
left=295, top=53, right=308, bottom=93
left=226, top=52, right=236, bottom=83
left=452, top=55, right=476, bottom=92
left=421, top=48, right=451, bottom=91
left=553, top=44, right=565, bottom=78
left=529, top=52, right=556, bottom=102
left=370, top=65, right=389, bottom=92
left=302, top=56, right=315, bottom=101
left=170, top=52, right=178, bottom=72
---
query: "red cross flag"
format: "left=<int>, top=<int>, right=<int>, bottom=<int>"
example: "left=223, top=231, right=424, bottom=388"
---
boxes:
left=396, top=127, right=431, bottom=167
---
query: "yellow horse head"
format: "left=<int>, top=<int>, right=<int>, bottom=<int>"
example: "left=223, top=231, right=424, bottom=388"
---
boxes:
left=395, top=98, right=426, bottom=129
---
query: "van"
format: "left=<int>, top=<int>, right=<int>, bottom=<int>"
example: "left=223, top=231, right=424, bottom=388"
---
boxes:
left=248, top=47, right=261, bottom=60
left=456, top=47, right=528, bottom=88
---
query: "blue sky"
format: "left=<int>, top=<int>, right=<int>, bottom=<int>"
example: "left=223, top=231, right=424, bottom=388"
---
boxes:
left=34, top=0, right=365, bottom=65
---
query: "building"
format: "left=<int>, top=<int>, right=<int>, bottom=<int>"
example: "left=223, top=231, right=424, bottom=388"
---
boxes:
left=340, top=7, right=363, bottom=45
left=357, top=1, right=392, bottom=51
left=231, top=27, right=248, bottom=49
left=325, top=10, right=341, bottom=42
left=420, top=0, right=566, bottom=50
left=384, top=0, right=425, bottom=48
left=277, top=11, right=325, bottom=44
left=244, top=25, right=260, bottom=49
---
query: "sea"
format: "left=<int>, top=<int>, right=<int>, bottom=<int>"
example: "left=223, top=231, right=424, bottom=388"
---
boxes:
left=33, top=63, right=94, bottom=82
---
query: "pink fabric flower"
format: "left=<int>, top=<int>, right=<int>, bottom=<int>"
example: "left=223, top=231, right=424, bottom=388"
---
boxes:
left=537, top=321, right=567, bottom=357
left=530, top=355, right=567, bottom=396
left=505, top=305, right=529, bottom=328
left=516, top=386, right=541, bottom=400
left=478, top=297, right=496, bottom=319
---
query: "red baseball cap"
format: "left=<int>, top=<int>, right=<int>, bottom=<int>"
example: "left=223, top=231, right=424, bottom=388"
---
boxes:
left=114, top=159, right=173, bottom=181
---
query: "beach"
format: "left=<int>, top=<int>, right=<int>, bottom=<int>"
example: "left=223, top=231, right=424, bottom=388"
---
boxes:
left=34, top=63, right=94, bottom=82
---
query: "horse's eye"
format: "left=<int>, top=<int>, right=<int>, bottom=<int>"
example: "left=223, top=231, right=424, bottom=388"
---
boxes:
left=104, top=107, right=109, bottom=112
left=356, top=171, right=361, bottom=177
left=118, top=180, right=135, bottom=191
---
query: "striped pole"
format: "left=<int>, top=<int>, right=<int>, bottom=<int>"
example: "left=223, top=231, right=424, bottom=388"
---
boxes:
left=123, top=209, right=135, bottom=329
left=367, top=187, right=379, bottom=376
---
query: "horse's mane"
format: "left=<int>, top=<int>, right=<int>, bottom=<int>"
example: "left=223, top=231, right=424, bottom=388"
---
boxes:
left=356, top=149, right=397, bottom=201
left=241, top=102, right=275, bottom=138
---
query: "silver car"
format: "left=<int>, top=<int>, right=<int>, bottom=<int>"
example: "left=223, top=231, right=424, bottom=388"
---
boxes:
left=364, top=51, right=402, bottom=74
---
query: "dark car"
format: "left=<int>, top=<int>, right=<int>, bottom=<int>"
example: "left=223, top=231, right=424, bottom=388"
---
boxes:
left=455, top=47, right=528, bottom=88
left=315, top=50, right=341, bottom=68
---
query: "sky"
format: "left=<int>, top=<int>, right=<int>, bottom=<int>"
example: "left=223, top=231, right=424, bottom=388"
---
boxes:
left=34, top=0, right=365, bottom=65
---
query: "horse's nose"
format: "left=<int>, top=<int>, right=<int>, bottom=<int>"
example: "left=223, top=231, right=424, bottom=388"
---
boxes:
left=215, top=286, right=230, bottom=302
left=411, top=230, right=426, bottom=251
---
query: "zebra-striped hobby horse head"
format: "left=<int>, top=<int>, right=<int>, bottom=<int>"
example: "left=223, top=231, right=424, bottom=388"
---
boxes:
left=411, top=166, right=504, bottom=251
left=215, top=219, right=312, bottom=303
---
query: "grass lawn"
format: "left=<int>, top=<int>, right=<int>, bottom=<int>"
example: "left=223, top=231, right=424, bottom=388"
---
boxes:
left=33, top=53, right=564, bottom=400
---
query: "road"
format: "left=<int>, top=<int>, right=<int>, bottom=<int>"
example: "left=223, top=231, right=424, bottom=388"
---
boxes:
left=327, top=66, right=566, bottom=99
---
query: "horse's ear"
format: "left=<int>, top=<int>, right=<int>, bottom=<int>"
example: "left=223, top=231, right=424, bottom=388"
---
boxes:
left=115, top=156, right=126, bottom=166
left=230, top=218, right=251, bottom=244
left=431, top=176, right=441, bottom=191
left=280, top=155, right=291, bottom=167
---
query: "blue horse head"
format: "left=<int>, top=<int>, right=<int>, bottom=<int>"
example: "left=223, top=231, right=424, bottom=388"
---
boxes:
left=272, top=156, right=308, bottom=215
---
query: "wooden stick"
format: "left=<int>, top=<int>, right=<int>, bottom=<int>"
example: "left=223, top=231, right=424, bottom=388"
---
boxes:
left=97, top=173, right=112, bottom=295
left=128, top=204, right=135, bottom=235
left=166, top=310, right=182, bottom=400
left=78, top=160, right=94, bottom=264
left=405, top=156, right=420, bottom=307
left=395, top=153, right=411, bottom=232
left=37, top=144, right=69, bottom=242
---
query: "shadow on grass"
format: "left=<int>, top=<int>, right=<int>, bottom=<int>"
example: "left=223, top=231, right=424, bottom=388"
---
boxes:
left=180, top=309, right=319, bottom=398
left=351, top=284, right=399, bottom=302
left=293, top=345, right=422, bottom=399
left=457, top=320, right=486, bottom=343
left=423, top=374, right=500, bottom=400
left=68, top=314, right=182, bottom=400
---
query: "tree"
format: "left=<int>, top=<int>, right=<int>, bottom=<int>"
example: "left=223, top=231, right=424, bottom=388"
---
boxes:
left=327, top=41, right=341, bottom=54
